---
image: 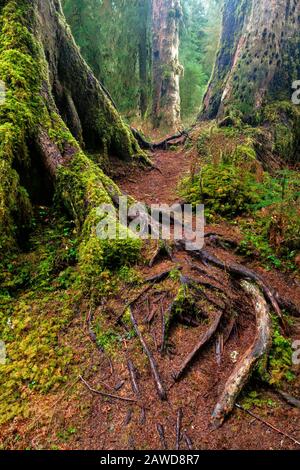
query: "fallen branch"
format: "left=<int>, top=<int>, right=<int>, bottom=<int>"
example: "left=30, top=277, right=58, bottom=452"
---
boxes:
left=235, top=403, right=300, bottom=446
left=172, top=310, right=223, bottom=382
left=129, top=307, right=167, bottom=400
left=131, top=127, right=188, bottom=150
left=211, top=281, right=272, bottom=428
left=79, top=375, right=137, bottom=404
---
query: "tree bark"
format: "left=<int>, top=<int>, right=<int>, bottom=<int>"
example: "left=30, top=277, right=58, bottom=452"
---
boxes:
left=152, top=0, right=182, bottom=130
left=201, top=0, right=300, bottom=120
left=138, top=0, right=150, bottom=119
left=0, top=0, right=145, bottom=254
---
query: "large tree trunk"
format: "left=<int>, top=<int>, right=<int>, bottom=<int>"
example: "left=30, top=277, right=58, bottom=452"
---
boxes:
left=201, top=0, right=300, bottom=120
left=138, top=0, right=150, bottom=119
left=0, top=0, right=145, bottom=259
left=152, top=0, right=182, bottom=130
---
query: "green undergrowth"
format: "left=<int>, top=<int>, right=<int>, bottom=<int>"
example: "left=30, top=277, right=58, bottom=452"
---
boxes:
left=180, top=122, right=300, bottom=269
left=0, top=205, right=144, bottom=425
left=0, top=208, right=80, bottom=424
left=257, top=314, right=295, bottom=387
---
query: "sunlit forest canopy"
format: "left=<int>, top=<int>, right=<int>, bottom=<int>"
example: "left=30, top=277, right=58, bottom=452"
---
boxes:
left=62, top=0, right=221, bottom=128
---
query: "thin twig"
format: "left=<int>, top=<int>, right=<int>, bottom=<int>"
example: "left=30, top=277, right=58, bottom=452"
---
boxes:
left=79, top=375, right=137, bottom=404
left=235, top=403, right=300, bottom=446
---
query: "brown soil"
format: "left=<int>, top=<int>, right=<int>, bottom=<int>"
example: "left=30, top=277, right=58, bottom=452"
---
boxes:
left=2, top=146, right=299, bottom=451
left=74, top=147, right=300, bottom=451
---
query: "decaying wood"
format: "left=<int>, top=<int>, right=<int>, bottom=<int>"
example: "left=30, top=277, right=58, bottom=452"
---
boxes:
left=211, top=281, right=272, bottom=428
left=173, top=310, right=223, bottom=382
left=129, top=307, right=167, bottom=400
left=235, top=403, right=300, bottom=446
left=79, top=376, right=137, bottom=404
left=131, top=127, right=188, bottom=150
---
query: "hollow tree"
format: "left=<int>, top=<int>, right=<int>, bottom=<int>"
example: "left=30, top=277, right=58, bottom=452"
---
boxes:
left=152, top=0, right=183, bottom=130
left=0, top=0, right=146, bottom=274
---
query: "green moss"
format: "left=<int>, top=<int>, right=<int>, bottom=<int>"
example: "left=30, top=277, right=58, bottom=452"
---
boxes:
left=262, top=101, right=300, bottom=162
left=0, top=209, right=79, bottom=424
left=256, top=316, right=295, bottom=386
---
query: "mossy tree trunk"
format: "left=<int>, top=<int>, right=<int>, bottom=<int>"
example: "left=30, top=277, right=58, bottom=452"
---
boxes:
left=0, top=0, right=145, bottom=265
left=201, top=0, right=300, bottom=120
left=152, top=0, right=182, bottom=130
left=0, top=0, right=146, bottom=289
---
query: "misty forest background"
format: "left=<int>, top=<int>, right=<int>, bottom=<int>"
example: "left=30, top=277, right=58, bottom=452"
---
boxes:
left=62, top=0, right=221, bottom=128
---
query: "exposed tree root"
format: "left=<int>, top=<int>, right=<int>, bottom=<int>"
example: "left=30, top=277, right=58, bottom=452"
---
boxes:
left=131, top=128, right=188, bottom=150
left=235, top=403, right=300, bottom=446
left=156, top=424, right=168, bottom=449
left=211, top=281, right=272, bottom=428
left=127, top=360, right=146, bottom=424
left=129, top=307, right=167, bottom=401
left=149, top=241, right=174, bottom=267
left=277, top=390, right=300, bottom=409
left=183, top=432, right=193, bottom=450
left=176, top=408, right=183, bottom=450
left=192, top=248, right=288, bottom=331
left=172, top=310, right=223, bottom=382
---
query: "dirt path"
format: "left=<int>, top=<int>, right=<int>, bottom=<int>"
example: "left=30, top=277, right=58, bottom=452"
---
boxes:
left=117, top=148, right=191, bottom=205
left=65, top=147, right=300, bottom=451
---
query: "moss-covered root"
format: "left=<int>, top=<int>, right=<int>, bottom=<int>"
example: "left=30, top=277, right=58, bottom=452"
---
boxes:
left=0, top=0, right=146, bottom=251
left=37, top=0, right=146, bottom=162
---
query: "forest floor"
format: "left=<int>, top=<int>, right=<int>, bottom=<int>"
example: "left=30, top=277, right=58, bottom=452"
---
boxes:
left=1, top=144, right=300, bottom=451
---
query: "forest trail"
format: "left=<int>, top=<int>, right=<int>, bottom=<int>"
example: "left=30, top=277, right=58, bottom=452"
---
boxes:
left=70, top=146, right=300, bottom=451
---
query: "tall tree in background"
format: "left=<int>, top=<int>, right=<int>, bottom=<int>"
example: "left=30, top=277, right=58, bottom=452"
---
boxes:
left=138, top=0, right=152, bottom=118
left=152, top=0, right=183, bottom=130
left=0, top=0, right=144, bottom=253
left=201, top=0, right=300, bottom=121
left=62, top=0, right=221, bottom=129
left=180, top=0, right=221, bottom=122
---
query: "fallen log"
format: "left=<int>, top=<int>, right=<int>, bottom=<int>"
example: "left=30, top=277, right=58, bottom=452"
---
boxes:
left=172, top=310, right=223, bottom=382
left=129, top=307, right=167, bottom=401
left=211, top=281, right=272, bottom=428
